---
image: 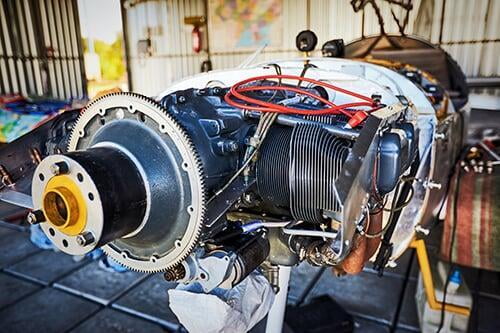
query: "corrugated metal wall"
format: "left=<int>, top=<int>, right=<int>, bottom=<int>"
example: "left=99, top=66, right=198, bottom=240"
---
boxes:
left=411, top=0, right=499, bottom=78
left=123, top=0, right=500, bottom=96
left=0, top=0, right=86, bottom=99
left=124, top=0, right=206, bottom=95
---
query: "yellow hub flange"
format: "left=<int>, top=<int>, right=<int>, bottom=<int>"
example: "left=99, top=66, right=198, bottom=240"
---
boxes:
left=42, top=175, right=87, bottom=236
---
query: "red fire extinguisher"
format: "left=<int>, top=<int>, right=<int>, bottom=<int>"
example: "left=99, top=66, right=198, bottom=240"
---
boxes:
left=192, top=26, right=202, bottom=53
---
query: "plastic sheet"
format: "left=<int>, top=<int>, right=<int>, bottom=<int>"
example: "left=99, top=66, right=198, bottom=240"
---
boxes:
left=169, top=271, right=275, bottom=333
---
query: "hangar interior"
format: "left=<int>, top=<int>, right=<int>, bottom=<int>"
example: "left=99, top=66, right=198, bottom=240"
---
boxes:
left=0, top=0, right=499, bottom=332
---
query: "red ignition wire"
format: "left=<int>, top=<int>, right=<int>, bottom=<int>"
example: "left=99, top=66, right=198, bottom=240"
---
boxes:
left=226, top=85, right=373, bottom=117
left=224, top=74, right=377, bottom=125
left=231, top=74, right=374, bottom=103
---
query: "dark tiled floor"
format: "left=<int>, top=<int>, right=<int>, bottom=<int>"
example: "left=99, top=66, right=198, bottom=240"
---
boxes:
left=0, top=287, right=100, bottom=332
left=6, top=250, right=90, bottom=285
left=396, top=279, right=420, bottom=331
left=306, top=270, right=405, bottom=325
left=0, top=226, right=16, bottom=239
left=474, top=295, right=500, bottom=332
left=0, top=231, right=41, bottom=268
left=72, top=308, right=166, bottom=333
left=54, top=261, right=147, bottom=305
left=0, top=272, right=41, bottom=309
left=112, top=274, right=180, bottom=330
left=353, top=316, right=391, bottom=333
left=477, top=270, right=500, bottom=300
left=1, top=222, right=499, bottom=332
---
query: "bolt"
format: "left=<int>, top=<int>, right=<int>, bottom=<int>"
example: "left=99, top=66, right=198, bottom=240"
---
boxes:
left=415, top=224, right=430, bottom=236
left=460, top=161, right=470, bottom=172
left=26, top=210, right=46, bottom=225
left=50, top=161, right=69, bottom=175
left=434, top=133, right=446, bottom=140
left=227, top=141, right=239, bottom=152
left=243, top=192, right=257, bottom=204
left=478, top=161, right=484, bottom=173
left=216, top=140, right=239, bottom=155
left=115, top=109, right=125, bottom=119
left=387, top=260, right=397, bottom=268
left=76, top=231, right=95, bottom=246
left=424, top=180, right=442, bottom=190
left=0, top=165, right=13, bottom=186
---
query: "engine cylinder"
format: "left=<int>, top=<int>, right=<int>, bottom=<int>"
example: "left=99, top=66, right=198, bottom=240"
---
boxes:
left=256, top=124, right=349, bottom=223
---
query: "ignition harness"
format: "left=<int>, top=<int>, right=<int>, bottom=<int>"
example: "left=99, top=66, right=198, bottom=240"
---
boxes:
left=224, top=74, right=379, bottom=128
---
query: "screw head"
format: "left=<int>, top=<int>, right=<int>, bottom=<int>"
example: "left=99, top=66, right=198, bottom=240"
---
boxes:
left=228, top=141, right=239, bottom=152
left=50, top=161, right=69, bottom=175
left=26, top=213, right=37, bottom=225
left=26, top=210, right=46, bottom=225
left=76, top=231, right=95, bottom=246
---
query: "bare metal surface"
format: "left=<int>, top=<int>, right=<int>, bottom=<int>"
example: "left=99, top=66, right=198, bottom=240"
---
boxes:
left=0, top=190, right=33, bottom=209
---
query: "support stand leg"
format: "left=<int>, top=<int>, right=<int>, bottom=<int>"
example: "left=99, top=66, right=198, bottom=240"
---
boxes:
left=265, top=265, right=292, bottom=333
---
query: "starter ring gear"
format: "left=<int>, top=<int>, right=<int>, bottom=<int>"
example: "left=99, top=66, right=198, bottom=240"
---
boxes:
left=68, top=92, right=206, bottom=272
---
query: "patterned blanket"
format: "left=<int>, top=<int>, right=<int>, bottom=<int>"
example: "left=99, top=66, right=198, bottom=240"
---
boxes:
left=0, top=109, right=47, bottom=143
left=441, top=164, right=500, bottom=271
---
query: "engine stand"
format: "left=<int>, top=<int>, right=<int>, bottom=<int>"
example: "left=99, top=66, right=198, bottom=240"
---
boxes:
left=265, top=265, right=292, bottom=333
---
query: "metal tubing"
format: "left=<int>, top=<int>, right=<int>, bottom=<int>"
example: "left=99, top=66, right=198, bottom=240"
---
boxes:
left=0, top=190, right=34, bottom=209
left=265, top=265, right=292, bottom=333
left=467, top=77, right=500, bottom=88
left=246, top=111, right=360, bottom=140
left=410, top=239, right=471, bottom=316
left=478, top=141, right=500, bottom=161
left=120, top=0, right=133, bottom=91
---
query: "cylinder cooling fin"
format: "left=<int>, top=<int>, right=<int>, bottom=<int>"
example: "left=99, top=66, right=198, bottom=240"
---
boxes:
left=256, top=127, right=292, bottom=207
left=257, top=123, right=349, bottom=223
left=289, top=123, right=349, bottom=223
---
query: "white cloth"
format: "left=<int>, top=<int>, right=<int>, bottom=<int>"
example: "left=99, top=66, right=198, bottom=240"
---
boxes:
left=168, top=272, right=275, bottom=333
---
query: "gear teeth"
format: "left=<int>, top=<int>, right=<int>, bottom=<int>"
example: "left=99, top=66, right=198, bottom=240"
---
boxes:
left=70, top=92, right=207, bottom=273
left=164, top=264, right=186, bottom=281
